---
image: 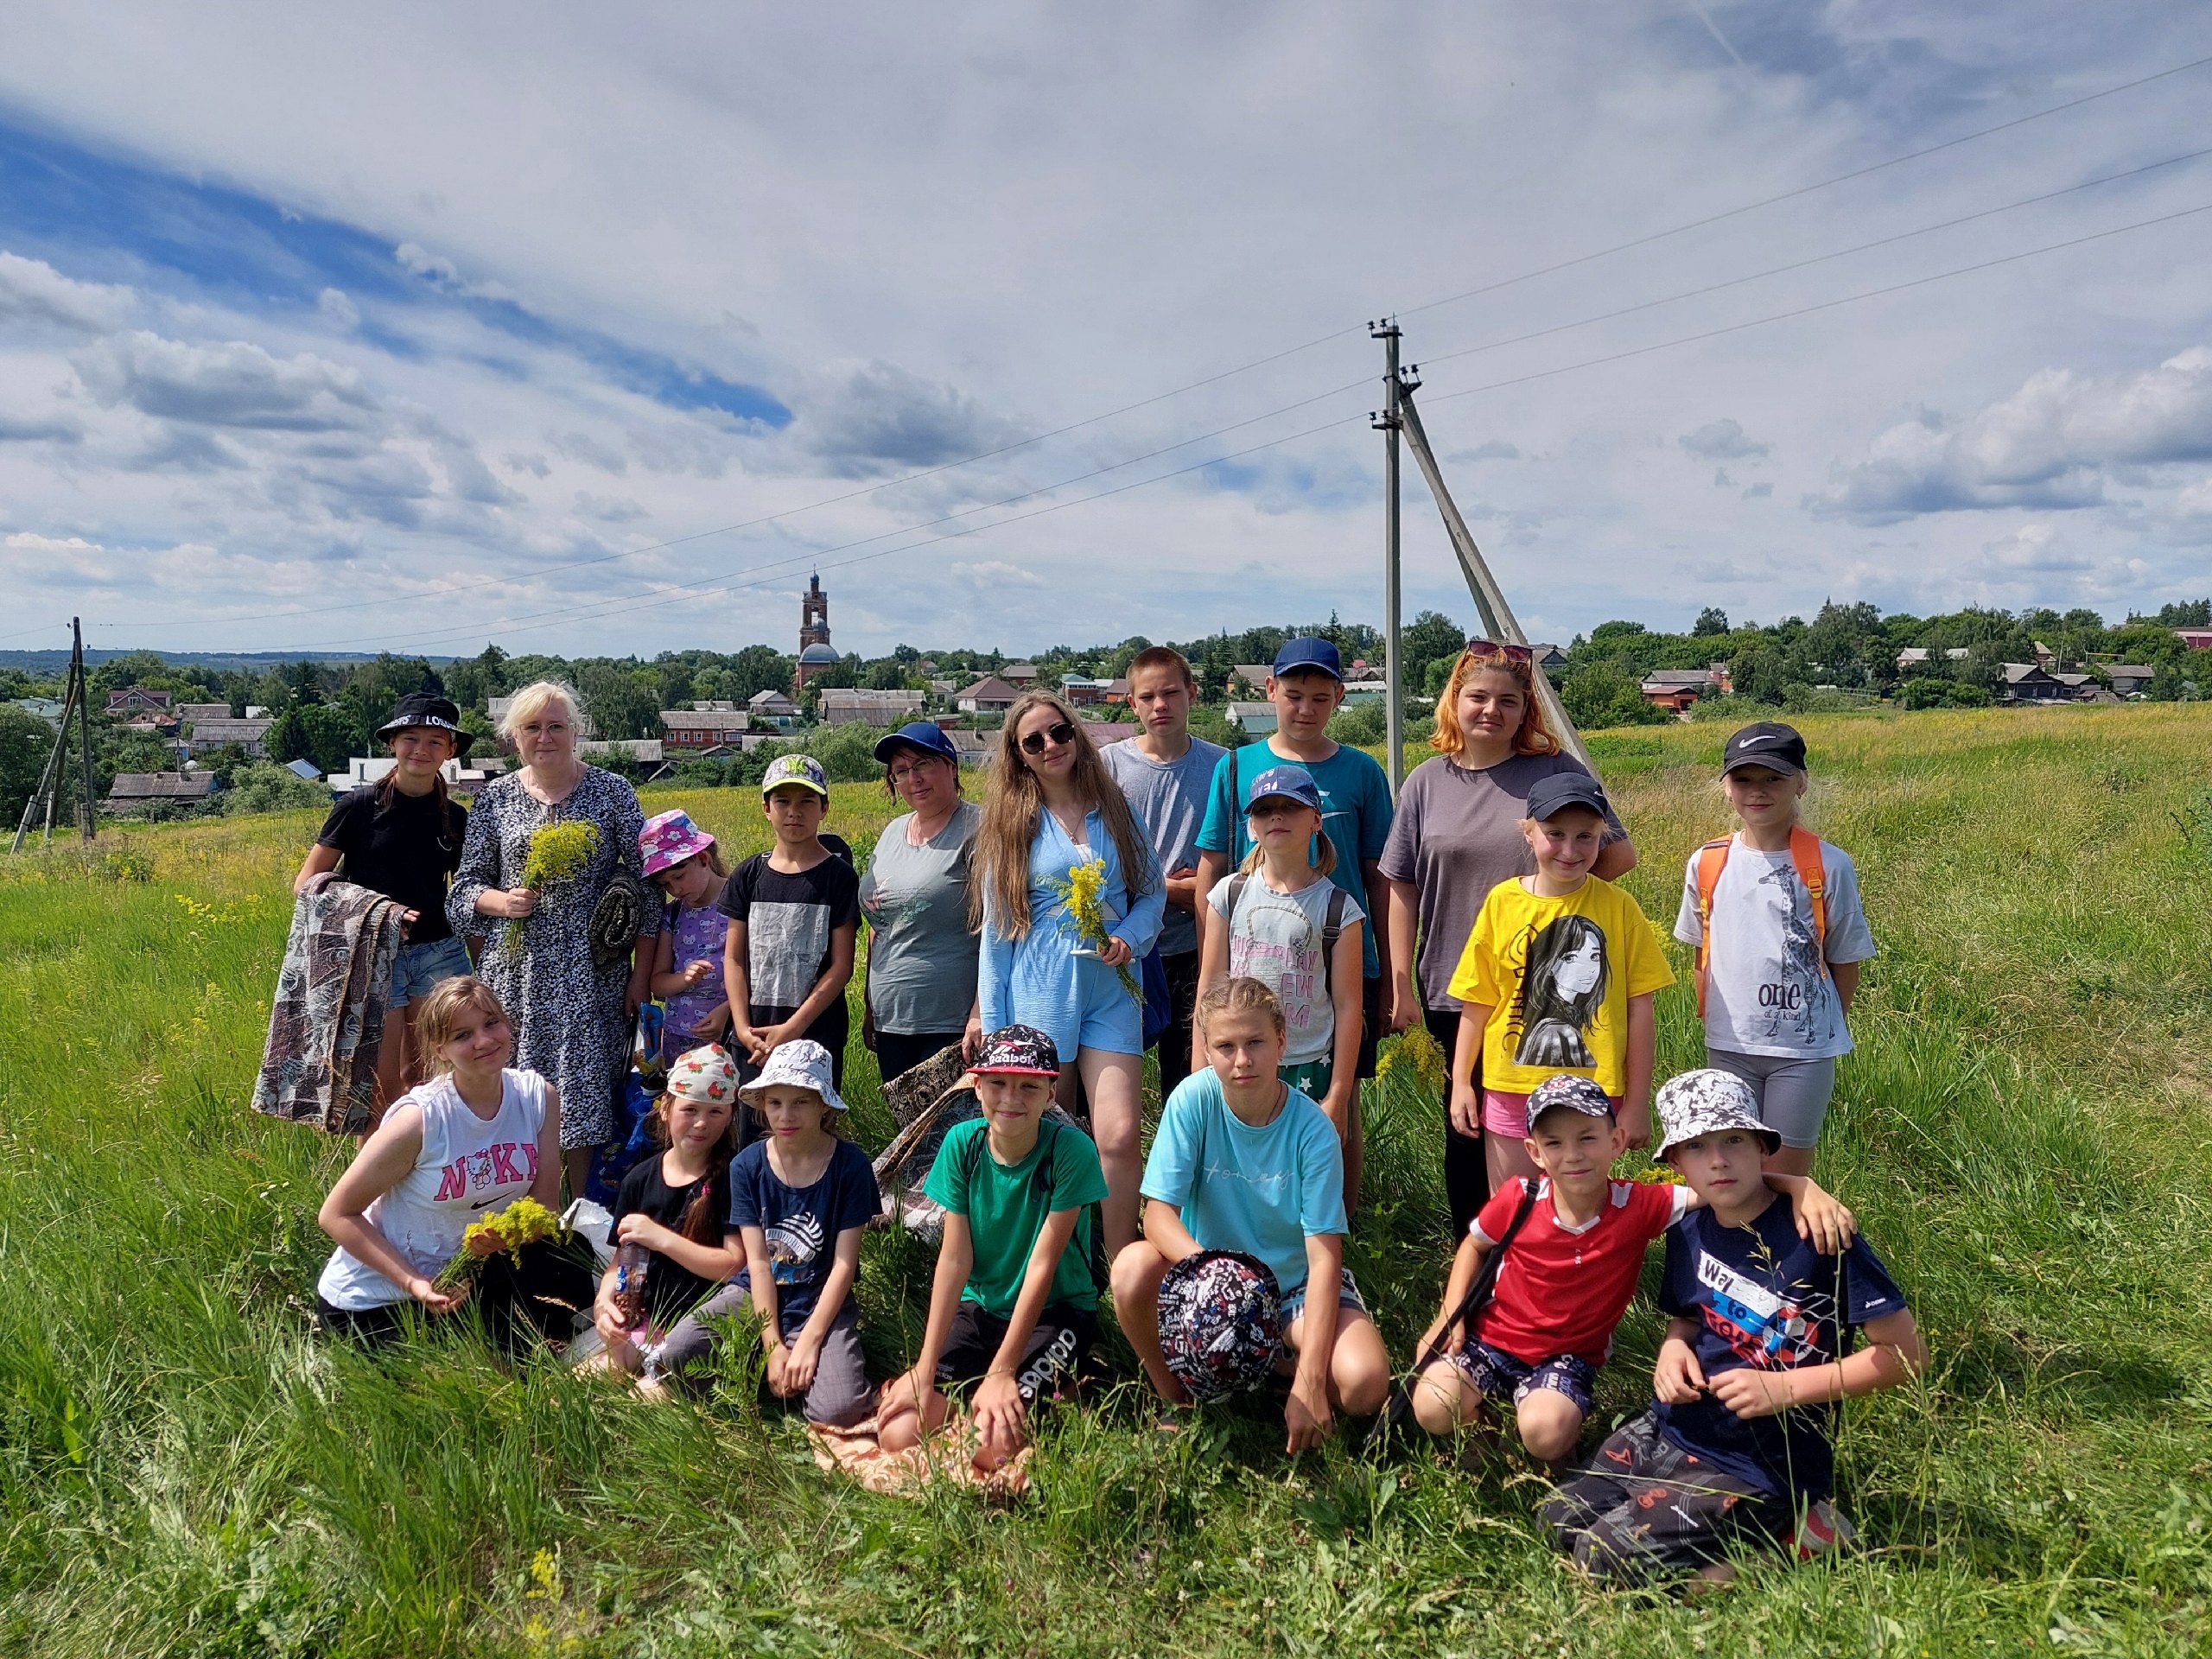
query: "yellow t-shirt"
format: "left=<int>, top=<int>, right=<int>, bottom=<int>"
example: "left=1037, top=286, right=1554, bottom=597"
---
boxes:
left=1446, top=875, right=1675, bottom=1097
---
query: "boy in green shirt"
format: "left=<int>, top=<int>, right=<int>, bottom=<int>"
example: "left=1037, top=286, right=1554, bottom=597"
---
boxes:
left=879, top=1025, right=1109, bottom=1469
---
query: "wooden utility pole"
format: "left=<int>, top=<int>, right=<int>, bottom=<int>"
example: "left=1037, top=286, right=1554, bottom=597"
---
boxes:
left=73, top=618, right=96, bottom=840
left=1371, top=319, right=1406, bottom=794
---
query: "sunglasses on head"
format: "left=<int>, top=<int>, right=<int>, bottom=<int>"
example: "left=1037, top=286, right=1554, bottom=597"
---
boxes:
left=1466, top=639, right=1533, bottom=666
left=1020, top=721, right=1077, bottom=756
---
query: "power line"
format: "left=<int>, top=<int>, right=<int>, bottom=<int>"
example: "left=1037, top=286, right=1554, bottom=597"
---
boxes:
left=334, top=191, right=2212, bottom=655
left=1398, top=49, right=2212, bottom=322
left=1420, top=198, right=2212, bottom=409
left=42, top=45, right=2212, bottom=642
left=1415, top=143, right=2212, bottom=374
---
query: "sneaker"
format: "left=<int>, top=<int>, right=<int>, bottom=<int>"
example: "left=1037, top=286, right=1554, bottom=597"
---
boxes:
left=1791, top=1497, right=1855, bottom=1559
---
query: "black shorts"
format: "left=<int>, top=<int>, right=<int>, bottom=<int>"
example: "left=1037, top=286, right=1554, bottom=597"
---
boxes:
left=936, top=1301, right=1099, bottom=1405
left=1357, top=973, right=1383, bottom=1079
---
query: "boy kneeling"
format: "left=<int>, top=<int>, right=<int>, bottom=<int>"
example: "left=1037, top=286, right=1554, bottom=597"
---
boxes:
left=1542, top=1071, right=1927, bottom=1584
left=1113, top=978, right=1389, bottom=1449
left=879, top=1025, right=1108, bottom=1470
left=1411, top=1073, right=1853, bottom=1467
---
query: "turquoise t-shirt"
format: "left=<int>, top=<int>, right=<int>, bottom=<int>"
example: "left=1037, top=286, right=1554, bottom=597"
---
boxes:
left=924, top=1116, right=1108, bottom=1315
left=1140, top=1070, right=1345, bottom=1295
left=1196, top=741, right=1394, bottom=978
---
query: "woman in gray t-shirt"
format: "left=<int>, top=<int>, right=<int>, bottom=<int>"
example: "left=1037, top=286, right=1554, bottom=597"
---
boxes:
left=859, top=723, right=984, bottom=1084
left=1377, top=642, right=1636, bottom=1236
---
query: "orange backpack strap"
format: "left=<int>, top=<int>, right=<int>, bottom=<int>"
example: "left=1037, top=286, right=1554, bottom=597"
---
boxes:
left=1788, top=826, right=1828, bottom=976
left=1692, top=836, right=1732, bottom=1019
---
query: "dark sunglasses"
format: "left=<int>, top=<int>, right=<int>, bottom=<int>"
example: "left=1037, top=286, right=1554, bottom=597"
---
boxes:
left=1466, top=639, right=1533, bottom=666
left=1020, top=721, right=1078, bottom=756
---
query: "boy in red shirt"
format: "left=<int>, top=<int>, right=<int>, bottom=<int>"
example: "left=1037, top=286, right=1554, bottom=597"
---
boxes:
left=1410, top=1073, right=1853, bottom=1467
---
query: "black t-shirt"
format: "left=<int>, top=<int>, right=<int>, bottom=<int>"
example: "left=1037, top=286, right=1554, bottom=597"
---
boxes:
left=717, top=846, right=862, bottom=1044
left=316, top=785, right=467, bottom=944
left=607, top=1154, right=730, bottom=1323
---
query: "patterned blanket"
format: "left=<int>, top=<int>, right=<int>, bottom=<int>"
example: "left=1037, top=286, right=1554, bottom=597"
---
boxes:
left=251, top=874, right=409, bottom=1135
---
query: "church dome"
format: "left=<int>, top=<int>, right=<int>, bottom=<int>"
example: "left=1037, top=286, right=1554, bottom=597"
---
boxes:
left=799, top=643, right=840, bottom=664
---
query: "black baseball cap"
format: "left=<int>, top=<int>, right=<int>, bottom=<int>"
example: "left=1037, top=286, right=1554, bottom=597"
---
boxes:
left=972, top=1024, right=1061, bottom=1077
left=1524, top=771, right=1611, bottom=822
left=1722, top=721, right=1808, bottom=778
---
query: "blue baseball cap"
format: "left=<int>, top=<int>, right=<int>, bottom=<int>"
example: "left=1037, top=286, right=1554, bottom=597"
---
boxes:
left=1270, top=637, right=1344, bottom=682
left=873, top=721, right=959, bottom=766
left=1244, top=764, right=1324, bottom=813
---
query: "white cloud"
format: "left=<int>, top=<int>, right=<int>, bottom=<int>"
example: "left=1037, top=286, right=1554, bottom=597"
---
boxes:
left=950, top=559, right=1043, bottom=588
left=1811, top=349, right=2212, bottom=524
left=77, top=331, right=378, bottom=430
left=317, top=287, right=360, bottom=330
left=1679, top=417, right=1769, bottom=461
left=0, top=252, right=133, bottom=333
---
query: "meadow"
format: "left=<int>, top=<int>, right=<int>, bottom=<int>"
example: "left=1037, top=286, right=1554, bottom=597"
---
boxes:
left=3, top=705, right=2210, bottom=1656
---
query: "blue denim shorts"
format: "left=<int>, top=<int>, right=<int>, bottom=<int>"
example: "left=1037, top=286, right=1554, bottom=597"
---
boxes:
left=1449, top=1338, right=1598, bottom=1416
left=392, top=935, right=473, bottom=1003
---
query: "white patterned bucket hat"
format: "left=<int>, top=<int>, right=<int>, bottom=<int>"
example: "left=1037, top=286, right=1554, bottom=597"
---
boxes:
left=1656, top=1068, right=1779, bottom=1160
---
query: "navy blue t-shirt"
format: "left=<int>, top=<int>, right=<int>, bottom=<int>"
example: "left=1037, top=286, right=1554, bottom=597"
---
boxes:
left=726, top=1137, right=880, bottom=1330
left=1653, top=1198, right=1908, bottom=1499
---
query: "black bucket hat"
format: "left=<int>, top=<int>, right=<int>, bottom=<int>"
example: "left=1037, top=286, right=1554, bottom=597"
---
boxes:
left=375, top=692, right=474, bottom=758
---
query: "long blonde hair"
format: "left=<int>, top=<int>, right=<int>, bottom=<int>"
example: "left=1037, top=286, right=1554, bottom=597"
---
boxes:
left=1430, top=645, right=1560, bottom=758
left=414, top=976, right=510, bottom=1072
left=971, top=690, right=1156, bottom=938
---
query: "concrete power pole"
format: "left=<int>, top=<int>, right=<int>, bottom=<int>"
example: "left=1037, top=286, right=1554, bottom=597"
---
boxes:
left=1370, top=319, right=1405, bottom=795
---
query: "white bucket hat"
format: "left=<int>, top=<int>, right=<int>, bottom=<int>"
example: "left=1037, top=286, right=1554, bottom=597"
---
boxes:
left=1656, top=1068, right=1779, bottom=1160
left=737, top=1039, right=849, bottom=1115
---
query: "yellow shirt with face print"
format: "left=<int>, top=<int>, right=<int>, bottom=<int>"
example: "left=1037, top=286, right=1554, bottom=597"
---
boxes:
left=1446, top=875, right=1675, bottom=1097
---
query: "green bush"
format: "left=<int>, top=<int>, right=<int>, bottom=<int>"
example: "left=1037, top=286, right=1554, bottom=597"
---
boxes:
left=220, top=763, right=335, bottom=817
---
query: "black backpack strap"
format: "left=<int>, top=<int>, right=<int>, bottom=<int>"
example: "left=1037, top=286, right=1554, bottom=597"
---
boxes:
left=1319, top=885, right=1349, bottom=1003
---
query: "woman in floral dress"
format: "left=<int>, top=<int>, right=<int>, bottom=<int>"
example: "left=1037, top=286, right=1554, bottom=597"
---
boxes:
left=448, top=680, right=658, bottom=1193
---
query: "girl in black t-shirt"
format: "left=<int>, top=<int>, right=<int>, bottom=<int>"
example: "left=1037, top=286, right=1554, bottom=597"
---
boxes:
left=294, top=693, right=475, bottom=1122
left=590, top=1044, right=744, bottom=1385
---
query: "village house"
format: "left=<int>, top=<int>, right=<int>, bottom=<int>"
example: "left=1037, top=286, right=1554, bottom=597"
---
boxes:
left=945, top=729, right=993, bottom=765
left=956, top=675, right=1018, bottom=716
left=1896, top=646, right=1972, bottom=671
left=819, top=688, right=925, bottom=727
left=327, top=756, right=509, bottom=796
left=1229, top=664, right=1272, bottom=696
left=658, top=704, right=752, bottom=753
left=1225, top=701, right=1277, bottom=734
left=1999, top=663, right=2071, bottom=702
left=1082, top=721, right=1140, bottom=747
left=105, top=686, right=172, bottom=715
left=102, top=772, right=216, bottom=814
left=2107, top=664, right=2157, bottom=697
left=2177, top=627, right=2212, bottom=651
left=1001, top=663, right=1040, bottom=686
left=747, top=688, right=799, bottom=724
left=1639, top=665, right=1732, bottom=715
left=182, top=704, right=276, bottom=759
left=1060, top=674, right=1130, bottom=708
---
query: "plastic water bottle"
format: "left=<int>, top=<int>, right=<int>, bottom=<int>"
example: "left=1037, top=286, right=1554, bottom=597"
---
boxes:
left=613, top=1242, right=651, bottom=1331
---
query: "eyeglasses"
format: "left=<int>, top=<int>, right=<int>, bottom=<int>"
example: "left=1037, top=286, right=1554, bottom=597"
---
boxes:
left=1019, top=721, right=1077, bottom=756
left=1466, top=639, right=1533, bottom=665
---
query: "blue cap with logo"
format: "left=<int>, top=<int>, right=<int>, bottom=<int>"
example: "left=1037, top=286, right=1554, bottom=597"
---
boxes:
left=873, top=721, right=959, bottom=766
left=1244, top=764, right=1324, bottom=813
left=1524, top=770, right=1611, bottom=822
left=760, top=753, right=830, bottom=798
left=1270, top=637, right=1344, bottom=683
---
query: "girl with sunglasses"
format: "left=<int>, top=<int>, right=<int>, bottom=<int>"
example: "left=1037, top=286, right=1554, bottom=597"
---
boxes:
left=973, top=690, right=1164, bottom=1256
left=1377, top=639, right=1637, bottom=1237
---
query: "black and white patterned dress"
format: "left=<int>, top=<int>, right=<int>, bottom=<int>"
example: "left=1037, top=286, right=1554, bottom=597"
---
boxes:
left=447, top=766, right=656, bottom=1150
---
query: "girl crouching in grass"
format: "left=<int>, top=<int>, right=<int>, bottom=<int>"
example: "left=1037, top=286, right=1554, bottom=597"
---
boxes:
left=590, top=1044, right=744, bottom=1382
left=316, top=976, right=593, bottom=1354
left=652, top=1041, right=880, bottom=1424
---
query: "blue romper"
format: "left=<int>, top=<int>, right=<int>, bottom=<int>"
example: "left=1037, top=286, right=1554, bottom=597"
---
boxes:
left=978, top=808, right=1165, bottom=1060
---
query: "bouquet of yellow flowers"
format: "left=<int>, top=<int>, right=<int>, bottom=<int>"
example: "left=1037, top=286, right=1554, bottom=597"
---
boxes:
left=433, top=1196, right=568, bottom=1289
left=492, top=820, right=601, bottom=968
left=1052, top=856, right=1141, bottom=1002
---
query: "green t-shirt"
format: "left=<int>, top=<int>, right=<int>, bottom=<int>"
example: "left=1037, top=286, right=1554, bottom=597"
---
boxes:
left=924, top=1116, right=1108, bottom=1315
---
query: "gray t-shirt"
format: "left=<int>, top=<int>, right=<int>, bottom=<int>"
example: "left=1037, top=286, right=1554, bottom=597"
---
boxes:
left=1672, top=834, right=1876, bottom=1060
left=860, top=800, right=982, bottom=1036
left=1377, top=751, right=1627, bottom=1011
left=1206, top=871, right=1365, bottom=1065
left=1103, top=734, right=1226, bottom=957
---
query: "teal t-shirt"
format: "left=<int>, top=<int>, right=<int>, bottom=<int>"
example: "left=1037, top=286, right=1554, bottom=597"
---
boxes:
left=924, top=1116, right=1108, bottom=1315
left=1140, top=1070, right=1345, bottom=1295
left=1196, top=741, right=1394, bottom=978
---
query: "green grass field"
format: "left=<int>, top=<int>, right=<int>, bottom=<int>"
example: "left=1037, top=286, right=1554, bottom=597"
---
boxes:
left=3, top=706, right=2211, bottom=1656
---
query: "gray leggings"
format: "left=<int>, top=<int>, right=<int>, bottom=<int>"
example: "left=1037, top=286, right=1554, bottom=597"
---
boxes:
left=1706, top=1050, right=1836, bottom=1150
left=657, top=1288, right=874, bottom=1427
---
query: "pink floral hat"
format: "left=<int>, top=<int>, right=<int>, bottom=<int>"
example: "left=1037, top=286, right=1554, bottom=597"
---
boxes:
left=639, top=809, right=716, bottom=878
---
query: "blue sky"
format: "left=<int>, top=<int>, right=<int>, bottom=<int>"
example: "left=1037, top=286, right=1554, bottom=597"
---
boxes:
left=2, top=3, right=2210, bottom=660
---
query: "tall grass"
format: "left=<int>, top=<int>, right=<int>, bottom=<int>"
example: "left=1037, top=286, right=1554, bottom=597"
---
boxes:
left=3, top=707, right=2211, bottom=1655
